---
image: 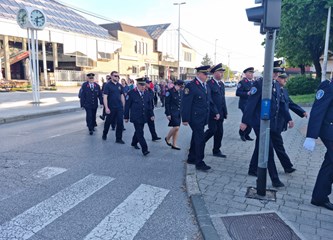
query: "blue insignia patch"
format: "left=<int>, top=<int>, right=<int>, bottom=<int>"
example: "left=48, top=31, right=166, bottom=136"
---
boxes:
left=237, top=83, right=241, bottom=88
left=166, top=92, right=170, bottom=97
left=316, top=89, right=324, bottom=100
left=250, top=87, right=257, bottom=95
left=126, top=95, right=129, bottom=100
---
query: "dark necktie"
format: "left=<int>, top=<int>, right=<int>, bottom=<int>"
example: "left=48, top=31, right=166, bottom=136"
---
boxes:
left=90, top=83, right=94, bottom=90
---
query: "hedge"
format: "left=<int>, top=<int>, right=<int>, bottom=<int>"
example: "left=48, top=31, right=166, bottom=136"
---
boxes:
left=285, top=75, right=321, bottom=95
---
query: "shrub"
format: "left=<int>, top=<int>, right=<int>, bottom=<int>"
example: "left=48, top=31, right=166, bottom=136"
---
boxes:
left=285, top=75, right=321, bottom=95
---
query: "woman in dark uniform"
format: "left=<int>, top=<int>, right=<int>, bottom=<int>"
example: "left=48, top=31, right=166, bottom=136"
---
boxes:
left=164, top=80, right=184, bottom=150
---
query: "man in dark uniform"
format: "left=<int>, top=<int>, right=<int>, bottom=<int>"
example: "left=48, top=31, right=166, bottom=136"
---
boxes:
left=204, top=63, right=228, bottom=158
left=272, top=73, right=307, bottom=173
left=79, top=73, right=103, bottom=135
left=124, top=78, right=154, bottom=156
left=102, top=71, right=125, bottom=144
left=236, top=67, right=255, bottom=141
left=145, top=78, right=161, bottom=141
left=165, top=79, right=184, bottom=150
left=240, top=77, right=288, bottom=187
left=182, top=65, right=211, bottom=171
left=304, top=79, right=333, bottom=211
left=99, top=75, right=111, bottom=121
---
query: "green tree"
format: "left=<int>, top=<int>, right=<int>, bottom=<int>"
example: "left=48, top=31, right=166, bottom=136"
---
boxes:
left=276, top=0, right=333, bottom=79
left=223, top=64, right=234, bottom=80
left=201, top=53, right=213, bottom=66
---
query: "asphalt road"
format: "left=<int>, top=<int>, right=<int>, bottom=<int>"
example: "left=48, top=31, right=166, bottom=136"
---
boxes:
left=0, top=108, right=201, bottom=240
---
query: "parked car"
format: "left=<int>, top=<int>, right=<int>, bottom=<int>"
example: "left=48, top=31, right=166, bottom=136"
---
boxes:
left=224, top=81, right=234, bottom=88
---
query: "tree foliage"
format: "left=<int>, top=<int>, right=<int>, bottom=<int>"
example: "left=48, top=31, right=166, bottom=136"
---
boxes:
left=276, top=0, right=333, bottom=79
left=201, top=53, right=213, bottom=66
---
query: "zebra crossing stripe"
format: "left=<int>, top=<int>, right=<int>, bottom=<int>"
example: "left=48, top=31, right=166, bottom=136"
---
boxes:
left=84, top=184, right=169, bottom=240
left=0, top=174, right=114, bottom=240
left=33, top=166, right=67, bottom=179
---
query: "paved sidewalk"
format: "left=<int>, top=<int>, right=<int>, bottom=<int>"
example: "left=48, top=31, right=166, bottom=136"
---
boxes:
left=1, top=89, right=332, bottom=240
left=186, top=96, right=332, bottom=240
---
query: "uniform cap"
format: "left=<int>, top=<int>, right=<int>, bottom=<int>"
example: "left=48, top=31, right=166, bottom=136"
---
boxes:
left=273, top=67, right=285, bottom=73
left=136, top=77, right=146, bottom=85
left=243, top=67, right=254, bottom=73
left=274, top=60, right=283, bottom=67
left=175, top=80, right=185, bottom=86
left=278, top=73, right=288, bottom=78
left=210, top=63, right=225, bottom=73
left=195, top=65, right=211, bottom=74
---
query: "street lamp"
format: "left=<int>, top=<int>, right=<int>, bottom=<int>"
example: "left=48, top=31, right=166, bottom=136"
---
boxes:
left=174, top=2, right=186, bottom=79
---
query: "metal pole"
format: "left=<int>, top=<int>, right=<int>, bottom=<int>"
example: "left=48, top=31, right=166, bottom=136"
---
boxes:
left=42, top=41, right=48, bottom=87
left=322, top=6, right=331, bottom=82
left=227, top=53, right=230, bottom=80
left=174, top=2, right=185, bottom=79
left=214, top=39, right=218, bottom=65
left=35, top=30, right=40, bottom=102
left=257, top=30, right=276, bottom=196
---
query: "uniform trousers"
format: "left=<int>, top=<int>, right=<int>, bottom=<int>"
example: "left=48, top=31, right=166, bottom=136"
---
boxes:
left=84, top=107, right=97, bottom=131
left=188, top=121, right=206, bottom=165
left=248, top=128, right=279, bottom=181
left=147, top=117, right=158, bottom=139
left=131, top=122, right=148, bottom=153
left=204, top=118, right=224, bottom=153
left=312, top=138, right=333, bottom=203
left=239, top=108, right=252, bottom=138
left=103, top=108, right=124, bottom=140
left=270, top=131, right=293, bottom=170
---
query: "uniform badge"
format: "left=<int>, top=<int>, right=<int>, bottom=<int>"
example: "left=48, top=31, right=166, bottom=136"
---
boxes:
left=126, top=95, right=129, bottom=100
left=166, top=92, right=170, bottom=97
left=250, top=87, right=257, bottom=95
left=184, top=88, right=190, bottom=94
left=237, top=83, right=241, bottom=88
left=316, top=89, right=324, bottom=100
left=119, top=86, right=121, bottom=90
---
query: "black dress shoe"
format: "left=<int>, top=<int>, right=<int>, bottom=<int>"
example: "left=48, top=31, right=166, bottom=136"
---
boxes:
left=116, top=139, right=125, bottom=144
left=284, top=167, right=296, bottom=173
left=272, top=180, right=285, bottom=188
left=245, top=136, right=254, bottom=141
left=171, top=145, right=181, bottom=150
left=152, top=137, right=162, bottom=141
left=196, top=162, right=211, bottom=171
left=143, top=151, right=150, bottom=156
left=187, top=160, right=195, bottom=165
left=99, top=115, right=105, bottom=120
left=311, top=200, right=333, bottom=211
left=240, top=135, right=246, bottom=141
left=213, top=152, right=227, bottom=158
left=89, top=131, right=93, bottom=135
left=248, top=171, right=257, bottom=177
left=131, top=144, right=140, bottom=149
left=102, top=135, right=107, bottom=140
left=165, top=137, right=172, bottom=146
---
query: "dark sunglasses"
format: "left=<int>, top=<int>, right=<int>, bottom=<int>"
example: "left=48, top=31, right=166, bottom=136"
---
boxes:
left=87, top=74, right=94, bottom=77
left=113, top=75, right=119, bottom=78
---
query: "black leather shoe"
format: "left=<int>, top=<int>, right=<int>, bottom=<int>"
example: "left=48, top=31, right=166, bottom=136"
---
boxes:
left=165, top=137, right=172, bottom=146
left=213, top=152, right=227, bottom=158
left=143, top=151, right=150, bottom=156
left=245, top=136, right=254, bottom=141
left=196, top=162, right=211, bottom=171
left=131, top=144, right=140, bottom=149
left=311, top=200, right=333, bottom=211
left=89, top=131, right=93, bottom=135
left=284, top=167, right=296, bottom=173
left=171, top=145, right=181, bottom=150
left=248, top=170, right=257, bottom=177
left=240, top=135, right=246, bottom=141
left=272, top=180, right=285, bottom=188
left=186, top=160, right=195, bottom=165
left=152, top=137, right=162, bottom=141
left=116, top=139, right=125, bottom=144
left=99, top=115, right=105, bottom=120
left=102, top=135, right=107, bottom=140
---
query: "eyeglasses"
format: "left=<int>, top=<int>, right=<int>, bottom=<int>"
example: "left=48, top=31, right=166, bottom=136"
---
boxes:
left=113, top=75, right=119, bottom=78
left=87, top=74, right=94, bottom=77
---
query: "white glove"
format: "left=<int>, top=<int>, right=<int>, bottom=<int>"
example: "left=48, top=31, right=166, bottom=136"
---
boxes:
left=303, top=138, right=316, bottom=151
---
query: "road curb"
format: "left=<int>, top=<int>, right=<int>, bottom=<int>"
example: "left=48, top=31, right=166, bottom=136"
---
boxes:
left=186, top=164, right=220, bottom=240
left=0, top=107, right=81, bottom=124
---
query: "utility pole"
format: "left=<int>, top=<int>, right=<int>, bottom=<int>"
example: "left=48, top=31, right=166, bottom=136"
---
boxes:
left=227, top=53, right=230, bottom=80
left=214, top=39, right=218, bottom=65
left=174, top=2, right=186, bottom=79
left=322, top=6, right=331, bottom=82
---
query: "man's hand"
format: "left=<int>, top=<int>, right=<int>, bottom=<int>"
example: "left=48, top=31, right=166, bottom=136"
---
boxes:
left=124, top=119, right=129, bottom=123
left=167, top=115, right=171, bottom=121
left=100, top=105, right=103, bottom=108
left=182, top=122, right=189, bottom=126
left=105, top=108, right=111, bottom=114
left=303, top=112, right=308, bottom=118
left=288, top=121, right=294, bottom=128
left=151, top=116, right=155, bottom=121
left=303, top=137, right=316, bottom=151
left=214, top=114, right=220, bottom=120
left=240, top=123, right=247, bottom=131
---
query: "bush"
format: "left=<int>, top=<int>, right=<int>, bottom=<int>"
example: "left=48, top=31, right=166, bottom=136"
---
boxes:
left=285, top=75, right=321, bottom=95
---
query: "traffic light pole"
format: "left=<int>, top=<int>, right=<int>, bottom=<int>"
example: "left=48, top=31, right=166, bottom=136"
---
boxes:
left=257, top=30, right=276, bottom=196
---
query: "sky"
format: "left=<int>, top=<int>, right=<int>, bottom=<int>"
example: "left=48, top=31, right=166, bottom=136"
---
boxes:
left=58, top=0, right=266, bottom=73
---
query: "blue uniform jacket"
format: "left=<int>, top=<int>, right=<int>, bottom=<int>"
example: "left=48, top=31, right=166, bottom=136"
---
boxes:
left=242, top=79, right=291, bottom=133
left=181, top=78, right=210, bottom=125
left=165, top=87, right=183, bottom=117
left=124, top=88, right=154, bottom=124
left=207, top=78, right=228, bottom=119
left=236, top=78, right=253, bottom=111
left=79, top=81, right=103, bottom=109
left=306, top=80, right=333, bottom=140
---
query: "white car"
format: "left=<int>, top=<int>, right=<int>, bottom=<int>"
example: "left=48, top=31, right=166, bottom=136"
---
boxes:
left=224, top=81, right=234, bottom=87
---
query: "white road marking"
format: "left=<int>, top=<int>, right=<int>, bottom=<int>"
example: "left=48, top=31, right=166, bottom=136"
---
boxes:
left=33, top=166, right=67, bottom=179
left=84, top=184, right=169, bottom=240
left=0, top=174, right=114, bottom=240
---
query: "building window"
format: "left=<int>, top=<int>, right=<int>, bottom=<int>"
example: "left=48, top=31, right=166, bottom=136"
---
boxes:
left=184, top=52, right=192, bottom=62
left=134, top=41, right=138, bottom=53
